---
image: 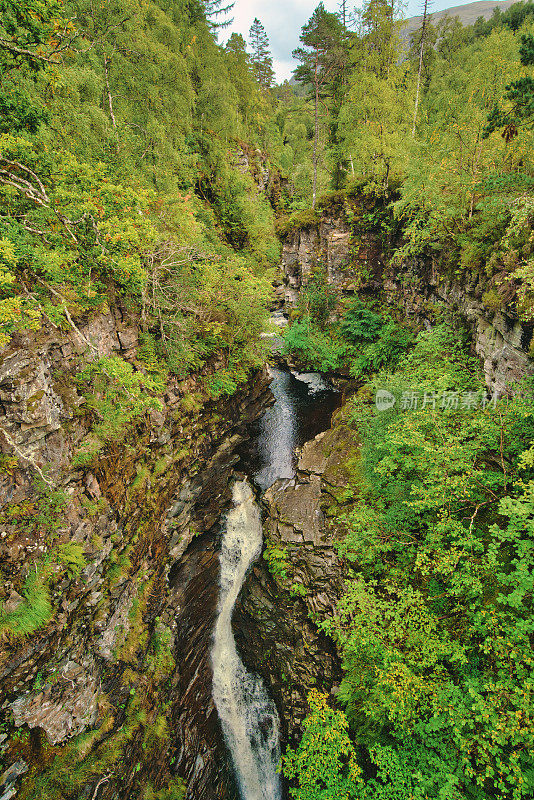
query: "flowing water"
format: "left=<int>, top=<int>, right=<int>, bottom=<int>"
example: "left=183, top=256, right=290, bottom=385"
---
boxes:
left=243, top=366, right=341, bottom=492
left=211, top=481, right=282, bottom=800
left=211, top=352, right=341, bottom=800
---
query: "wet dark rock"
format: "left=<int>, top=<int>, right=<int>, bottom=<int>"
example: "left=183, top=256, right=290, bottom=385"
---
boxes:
left=0, top=305, right=273, bottom=800
left=235, top=412, right=357, bottom=744
left=167, top=535, right=237, bottom=800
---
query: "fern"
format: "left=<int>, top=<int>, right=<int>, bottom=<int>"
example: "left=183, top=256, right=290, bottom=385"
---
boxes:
left=0, top=566, right=53, bottom=637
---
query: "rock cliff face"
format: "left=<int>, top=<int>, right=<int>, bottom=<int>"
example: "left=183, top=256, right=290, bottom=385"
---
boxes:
left=280, top=206, right=534, bottom=395
left=281, top=210, right=359, bottom=305
left=234, top=408, right=358, bottom=746
left=0, top=306, right=272, bottom=800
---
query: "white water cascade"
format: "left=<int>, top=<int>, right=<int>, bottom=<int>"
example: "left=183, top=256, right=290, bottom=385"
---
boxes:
left=212, top=480, right=282, bottom=800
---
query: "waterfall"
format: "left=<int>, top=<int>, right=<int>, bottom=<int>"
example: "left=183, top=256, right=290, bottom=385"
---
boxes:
left=212, top=480, right=282, bottom=800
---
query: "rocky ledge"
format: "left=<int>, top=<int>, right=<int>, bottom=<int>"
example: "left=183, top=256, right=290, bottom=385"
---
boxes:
left=234, top=406, right=358, bottom=745
left=279, top=209, right=534, bottom=395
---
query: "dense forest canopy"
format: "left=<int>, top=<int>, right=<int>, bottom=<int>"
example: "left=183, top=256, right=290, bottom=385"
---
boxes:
left=0, top=0, right=283, bottom=402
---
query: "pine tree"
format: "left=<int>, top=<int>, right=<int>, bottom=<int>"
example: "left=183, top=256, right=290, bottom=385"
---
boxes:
left=505, top=32, right=534, bottom=124
left=412, top=0, right=432, bottom=135
left=485, top=32, right=534, bottom=139
left=225, top=33, right=264, bottom=131
left=248, top=17, right=274, bottom=91
left=338, top=0, right=348, bottom=29
left=293, top=3, right=345, bottom=205
left=202, top=0, right=234, bottom=31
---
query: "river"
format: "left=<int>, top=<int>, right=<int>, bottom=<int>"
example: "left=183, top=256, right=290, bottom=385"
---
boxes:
left=211, top=364, right=340, bottom=800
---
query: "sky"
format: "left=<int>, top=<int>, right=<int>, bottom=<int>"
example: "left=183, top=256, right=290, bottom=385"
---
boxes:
left=221, top=0, right=504, bottom=81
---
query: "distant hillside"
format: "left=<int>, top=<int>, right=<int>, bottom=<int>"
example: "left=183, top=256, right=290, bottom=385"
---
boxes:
left=403, top=0, right=517, bottom=37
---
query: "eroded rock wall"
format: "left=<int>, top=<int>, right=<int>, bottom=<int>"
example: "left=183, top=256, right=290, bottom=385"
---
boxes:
left=234, top=410, right=358, bottom=745
left=0, top=309, right=272, bottom=800
left=280, top=210, right=534, bottom=395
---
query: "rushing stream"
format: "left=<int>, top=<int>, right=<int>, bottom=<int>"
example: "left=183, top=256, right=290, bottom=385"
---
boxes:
left=212, top=481, right=282, bottom=800
left=212, top=347, right=341, bottom=800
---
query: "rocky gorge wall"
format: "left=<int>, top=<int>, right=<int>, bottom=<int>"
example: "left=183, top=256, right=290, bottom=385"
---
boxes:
left=231, top=198, right=534, bottom=754
left=0, top=306, right=273, bottom=800
left=234, top=406, right=358, bottom=748
left=4, top=196, right=531, bottom=800
left=279, top=204, right=534, bottom=395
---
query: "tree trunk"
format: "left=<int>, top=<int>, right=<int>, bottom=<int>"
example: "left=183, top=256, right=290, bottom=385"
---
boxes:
left=412, top=0, right=429, bottom=136
left=312, top=49, right=319, bottom=208
left=104, top=55, right=117, bottom=129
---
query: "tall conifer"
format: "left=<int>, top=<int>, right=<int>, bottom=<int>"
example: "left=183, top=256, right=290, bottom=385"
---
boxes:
left=293, top=3, right=345, bottom=204
left=202, top=0, right=234, bottom=30
left=248, top=17, right=274, bottom=91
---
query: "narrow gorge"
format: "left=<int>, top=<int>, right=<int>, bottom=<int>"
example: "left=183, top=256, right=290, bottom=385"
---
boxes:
left=2, top=194, right=534, bottom=800
left=2, top=1, right=534, bottom=797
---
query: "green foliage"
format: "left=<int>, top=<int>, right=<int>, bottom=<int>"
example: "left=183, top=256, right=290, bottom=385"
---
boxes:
left=337, top=0, right=412, bottom=195
left=0, top=564, right=53, bottom=637
left=289, top=582, right=308, bottom=598
left=204, top=368, right=239, bottom=399
left=0, top=479, right=68, bottom=539
left=74, top=356, right=163, bottom=464
left=482, top=287, right=504, bottom=310
left=263, top=543, right=290, bottom=579
left=485, top=32, right=534, bottom=136
left=282, top=294, right=413, bottom=377
left=145, top=618, right=175, bottom=682
left=283, top=317, right=346, bottom=372
left=275, top=209, right=321, bottom=236
left=55, top=542, right=86, bottom=579
left=0, top=0, right=277, bottom=418
left=0, top=0, right=64, bottom=133
left=293, top=3, right=347, bottom=200
left=249, top=18, right=274, bottom=91
left=340, top=301, right=383, bottom=343
left=298, top=274, right=339, bottom=328
left=394, top=21, right=534, bottom=280
left=289, top=321, right=534, bottom=800
left=349, top=318, right=414, bottom=377
left=16, top=690, right=162, bottom=800
left=282, top=690, right=363, bottom=799
left=142, top=778, right=186, bottom=800
left=32, top=480, right=69, bottom=535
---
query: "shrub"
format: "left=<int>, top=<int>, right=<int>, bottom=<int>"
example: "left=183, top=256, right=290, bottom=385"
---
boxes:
left=482, top=287, right=504, bottom=311
left=341, top=300, right=384, bottom=342
left=298, top=274, right=338, bottom=328
left=263, top=543, right=290, bottom=579
left=275, top=208, right=320, bottom=237
left=350, top=319, right=414, bottom=377
left=74, top=356, right=163, bottom=464
left=283, top=318, right=346, bottom=372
